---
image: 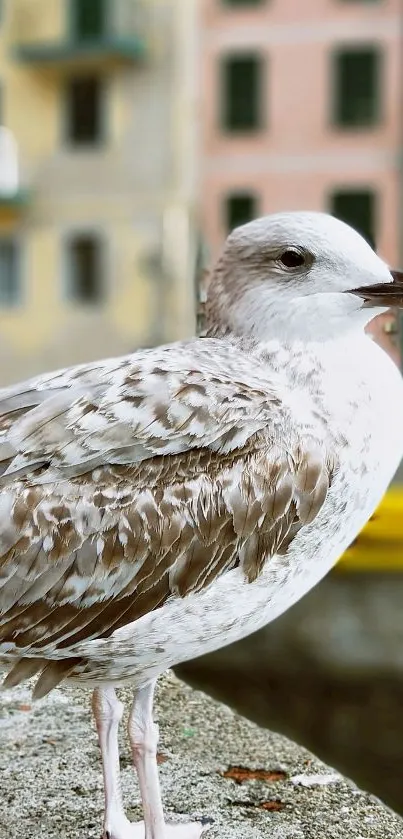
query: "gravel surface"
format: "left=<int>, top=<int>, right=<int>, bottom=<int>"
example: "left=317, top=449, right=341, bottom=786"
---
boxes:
left=0, top=671, right=402, bottom=839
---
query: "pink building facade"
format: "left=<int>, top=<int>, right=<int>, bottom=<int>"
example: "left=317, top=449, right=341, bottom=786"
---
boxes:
left=199, top=0, right=402, bottom=359
left=200, top=0, right=401, bottom=257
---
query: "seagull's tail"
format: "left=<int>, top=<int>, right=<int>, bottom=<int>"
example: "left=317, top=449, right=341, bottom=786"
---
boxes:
left=1, top=656, right=77, bottom=699
left=1, top=657, right=45, bottom=689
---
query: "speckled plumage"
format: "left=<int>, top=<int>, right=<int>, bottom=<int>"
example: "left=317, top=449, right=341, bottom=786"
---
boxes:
left=0, top=335, right=336, bottom=693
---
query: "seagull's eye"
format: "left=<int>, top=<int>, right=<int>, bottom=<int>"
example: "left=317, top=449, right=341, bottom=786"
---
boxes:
left=279, top=248, right=306, bottom=269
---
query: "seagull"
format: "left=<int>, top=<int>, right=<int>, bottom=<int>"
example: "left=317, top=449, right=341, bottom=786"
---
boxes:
left=1, top=211, right=403, bottom=839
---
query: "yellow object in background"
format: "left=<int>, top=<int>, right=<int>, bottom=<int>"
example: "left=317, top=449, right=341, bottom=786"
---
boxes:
left=337, top=486, right=403, bottom=571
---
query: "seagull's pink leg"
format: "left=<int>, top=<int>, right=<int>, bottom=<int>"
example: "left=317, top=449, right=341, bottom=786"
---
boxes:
left=128, top=680, right=165, bottom=839
left=92, top=686, right=134, bottom=839
left=128, top=680, right=207, bottom=839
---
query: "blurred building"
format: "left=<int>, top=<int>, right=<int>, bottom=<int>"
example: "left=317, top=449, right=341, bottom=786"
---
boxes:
left=199, top=0, right=402, bottom=358
left=0, top=0, right=200, bottom=385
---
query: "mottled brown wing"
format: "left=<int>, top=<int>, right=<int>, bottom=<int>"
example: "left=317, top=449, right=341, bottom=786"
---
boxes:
left=0, top=441, right=332, bottom=648
left=0, top=340, right=334, bottom=696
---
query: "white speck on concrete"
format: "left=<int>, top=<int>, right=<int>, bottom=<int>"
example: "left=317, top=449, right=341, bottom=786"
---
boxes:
left=290, top=773, right=341, bottom=787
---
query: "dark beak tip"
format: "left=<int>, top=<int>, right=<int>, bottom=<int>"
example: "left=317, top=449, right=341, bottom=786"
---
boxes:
left=349, top=268, right=403, bottom=308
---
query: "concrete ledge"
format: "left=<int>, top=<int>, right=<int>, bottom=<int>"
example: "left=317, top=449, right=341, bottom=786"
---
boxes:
left=0, top=671, right=402, bottom=838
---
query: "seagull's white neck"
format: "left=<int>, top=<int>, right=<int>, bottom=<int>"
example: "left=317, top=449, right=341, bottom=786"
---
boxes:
left=205, top=281, right=386, bottom=345
left=233, top=289, right=386, bottom=343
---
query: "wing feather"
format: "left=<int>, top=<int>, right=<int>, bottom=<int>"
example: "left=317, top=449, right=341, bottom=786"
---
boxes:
left=0, top=339, right=336, bottom=694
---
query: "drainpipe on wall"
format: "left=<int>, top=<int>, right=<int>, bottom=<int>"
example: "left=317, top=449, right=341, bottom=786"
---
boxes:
left=167, top=0, right=199, bottom=341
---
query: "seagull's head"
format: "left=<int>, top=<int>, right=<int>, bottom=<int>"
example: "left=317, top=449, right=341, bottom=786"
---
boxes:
left=206, top=211, right=403, bottom=342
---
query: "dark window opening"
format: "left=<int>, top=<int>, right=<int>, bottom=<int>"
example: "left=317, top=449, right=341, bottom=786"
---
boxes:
left=0, top=239, right=20, bottom=306
left=66, top=76, right=103, bottom=145
left=67, top=234, right=103, bottom=303
left=71, top=0, right=107, bottom=41
left=330, top=189, right=376, bottom=249
left=225, top=192, right=258, bottom=232
left=221, top=53, right=263, bottom=132
left=333, top=46, right=381, bottom=127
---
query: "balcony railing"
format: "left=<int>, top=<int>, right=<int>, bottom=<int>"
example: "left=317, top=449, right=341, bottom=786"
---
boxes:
left=13, top=0, right=146, bottom=68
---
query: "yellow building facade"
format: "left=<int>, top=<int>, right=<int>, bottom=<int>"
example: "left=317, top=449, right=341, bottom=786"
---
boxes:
left=0, top=0, right=199, bottom=385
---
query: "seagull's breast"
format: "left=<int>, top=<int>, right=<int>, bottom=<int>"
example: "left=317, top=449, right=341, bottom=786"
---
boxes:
left=292, top=334, right=403, bottom=568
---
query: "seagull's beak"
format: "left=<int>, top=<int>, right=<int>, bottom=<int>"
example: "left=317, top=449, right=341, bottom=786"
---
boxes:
left=348, top=270, right=403, bottom=308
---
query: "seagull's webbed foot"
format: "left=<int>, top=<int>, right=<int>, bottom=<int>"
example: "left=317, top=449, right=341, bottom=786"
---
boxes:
left=104, top=821, right=208, bottom=839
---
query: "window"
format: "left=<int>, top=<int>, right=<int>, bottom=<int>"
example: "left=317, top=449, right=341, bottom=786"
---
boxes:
left=65, top=76, right=103, bottom=146
left=71, top=0, right=107, bottom=41
left=221, top=53, right=264, bottom=132
left=0, top=239, right=20, bottom=306
left=333, top=46, right=381, bottom=127
left=66, top=234, right=103, bottom=303
left=225, top=192, right=258, bottom=232
left=330, top=189, right=376, bottom=248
